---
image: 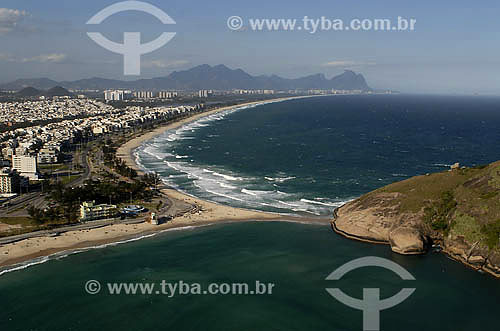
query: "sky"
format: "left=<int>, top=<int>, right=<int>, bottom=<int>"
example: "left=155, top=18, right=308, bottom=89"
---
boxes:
left=0, top=0, right=499, bottom=94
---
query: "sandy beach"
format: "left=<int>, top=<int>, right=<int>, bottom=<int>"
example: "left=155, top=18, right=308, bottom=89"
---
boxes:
left=116, top=96, right=311, bottom=173
left=0, top=96, right=328, bottom=271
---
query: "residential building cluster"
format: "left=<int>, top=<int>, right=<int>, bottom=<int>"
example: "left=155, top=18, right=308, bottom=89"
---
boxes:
left=104, top=90, right=179, bottom=101
left=0, top=98, right=203, bottom=194
left=198, top=90, right=214, bottom=98
left=307, top=89, right=364, bottom=95
left=0, top=99, right=114, bottom=124
left=234, top=89, right=275, bottom=95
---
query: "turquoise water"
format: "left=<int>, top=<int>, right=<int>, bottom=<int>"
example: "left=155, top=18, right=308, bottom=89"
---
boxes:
left=136, top=94, right=500, bottom=216
left=2, top=95, right=500, bottom=330
left=1, top=222, right=499, bottom=331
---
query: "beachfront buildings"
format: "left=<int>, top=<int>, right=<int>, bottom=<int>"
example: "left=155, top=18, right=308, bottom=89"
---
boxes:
left=235, top=89, right=275, bottom=95
left=0, top=100, right=203, bottom=177
left=11, top=155, right=39, bottom=180
left=80, top=201, right=118, bottom=221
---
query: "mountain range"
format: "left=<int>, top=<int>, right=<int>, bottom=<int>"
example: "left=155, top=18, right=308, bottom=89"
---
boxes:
left=0, top=64, right=371, bottom=91
left=15, top=86, right=74, bottom=98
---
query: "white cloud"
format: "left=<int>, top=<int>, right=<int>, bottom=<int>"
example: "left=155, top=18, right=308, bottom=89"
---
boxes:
left=21, top=53, right=67, bottom=63
left=0, top=53, right=67, bottom=63
left=143, top=59, right=189, bottom=69
left=0, top=8, right=28, bottom=34
left=322, top=60, right=376, bottom=67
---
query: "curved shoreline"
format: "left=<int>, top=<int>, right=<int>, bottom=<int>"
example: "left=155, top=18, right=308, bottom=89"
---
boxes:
left=0, top=218, right=327, bottom=276
left=0, top=96, right=329, bottom=272
left=116, top=95, right=333, bottom=219
left=117, top=96, right=316, bottom=176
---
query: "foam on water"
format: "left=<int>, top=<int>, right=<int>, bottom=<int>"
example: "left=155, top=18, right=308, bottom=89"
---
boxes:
left=134, top=98, right=350, bottom=216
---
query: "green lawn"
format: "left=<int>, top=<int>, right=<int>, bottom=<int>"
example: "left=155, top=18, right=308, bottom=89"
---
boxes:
left=0, top=216, right=34, bottom=227
left=39, top=163, right=70, bottom=172
left=59, top=175, right=81, bottom=185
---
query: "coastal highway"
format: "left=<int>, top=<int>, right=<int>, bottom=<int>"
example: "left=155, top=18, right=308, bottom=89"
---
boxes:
left=0, top=191, right=191, bottom=246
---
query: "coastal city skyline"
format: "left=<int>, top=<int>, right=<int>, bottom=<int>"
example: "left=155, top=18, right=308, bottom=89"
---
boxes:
left=1, top=0, right=500, bottom=94
left=1, top=2, right=499, bottom=330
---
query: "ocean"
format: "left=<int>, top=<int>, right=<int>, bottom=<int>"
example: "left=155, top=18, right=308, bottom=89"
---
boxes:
left=1, top=95, right=500, bottom=330
left=1, top=222, right=500, bottom=330
left=135, top=94, right=500, bottom=216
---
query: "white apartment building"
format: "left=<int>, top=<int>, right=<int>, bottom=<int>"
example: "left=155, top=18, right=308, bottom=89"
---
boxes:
left=80, top=201, right=118, bottom=221
left=104, top=90, right=124, bottom=101
left=198, top=90, right=213, bottom=98
left=133, top=91, right=154, bottom=99
left=37, top=148, right=59, bottom=164
left=158, top=91, right=178, bottom=99
left=12, top=155, right=39, bottom=180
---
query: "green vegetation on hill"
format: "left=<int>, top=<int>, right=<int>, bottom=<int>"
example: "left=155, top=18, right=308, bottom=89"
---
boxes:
left=423, top=191, right=457, bottom=234
left=371, top=161, right=500, bottom=250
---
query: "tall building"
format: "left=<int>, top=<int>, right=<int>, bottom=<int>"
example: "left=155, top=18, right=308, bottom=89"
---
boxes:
left=104, top=90, right=124, bottom=101
left=0, top=168, right=20, bottom=194
left=158, top=91, right=178, bottom=99
left=198, top=90, right=213, bottom=98
left=133, top=91, right=154, bottom=99
left=12, top=155, right=39, bottom=180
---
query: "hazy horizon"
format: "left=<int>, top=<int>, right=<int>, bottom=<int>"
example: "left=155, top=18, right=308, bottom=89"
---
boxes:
left=1, top=0, right=500, bottom=94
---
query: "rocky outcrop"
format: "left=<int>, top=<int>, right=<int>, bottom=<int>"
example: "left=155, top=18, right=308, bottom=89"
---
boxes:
left=333, top=192, right=426, bottom=254
left=389, top=227, right=426, bottom=255
left=443, top=236, right=500, bottom=277
left=330, top=160, right=500, bottom=278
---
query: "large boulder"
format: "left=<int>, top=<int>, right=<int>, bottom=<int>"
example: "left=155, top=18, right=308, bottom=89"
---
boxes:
left=389, top=227, right=426, bottom=255
left=334, top=193, right=402, bottom=242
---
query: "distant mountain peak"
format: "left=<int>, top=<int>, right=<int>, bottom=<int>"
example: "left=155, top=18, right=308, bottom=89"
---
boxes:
left=46, top=86, right=73, bottom=97
left=17, top=87, right=42, bottom=97
left=13, top=86, right=73, bottom=98
left=0, top=64, right=371, bottom=91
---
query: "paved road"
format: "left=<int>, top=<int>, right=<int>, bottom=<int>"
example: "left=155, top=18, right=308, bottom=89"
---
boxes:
left=0, top=192, right=39, bottom=216
left=0, top=190, right=195, bottom=246
left=68, top=148, right=91, bottom=187
left=0, top=148, right=91, bottom=218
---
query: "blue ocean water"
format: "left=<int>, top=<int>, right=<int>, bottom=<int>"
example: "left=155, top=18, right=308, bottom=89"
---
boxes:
left=136, top=94, right=500, bottom=215
left=1, top=95, right=500, bottom=331
left=1, top=222, right=500, bottom=331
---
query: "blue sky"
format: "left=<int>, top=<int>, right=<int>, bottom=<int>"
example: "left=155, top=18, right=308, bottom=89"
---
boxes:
left=1, top=0, right=499, bottom=93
